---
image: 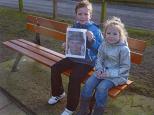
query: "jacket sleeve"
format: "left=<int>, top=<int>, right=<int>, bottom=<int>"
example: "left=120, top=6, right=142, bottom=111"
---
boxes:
left=95, top=44, right=105, bottom=70
left=90, top=29, right=104, bottom=53
left=107, top=46, right=131, bottom=78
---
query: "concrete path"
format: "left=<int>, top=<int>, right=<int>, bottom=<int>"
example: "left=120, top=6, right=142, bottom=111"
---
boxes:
left=0, top=87, right=35, bottom=115
left=0, top=91, right=27, bottom=115
left=0, top=0, right=154, bottom=30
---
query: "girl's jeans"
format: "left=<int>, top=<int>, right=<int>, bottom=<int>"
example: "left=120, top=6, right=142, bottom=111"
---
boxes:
left=81, top=74, right=114, bottom=107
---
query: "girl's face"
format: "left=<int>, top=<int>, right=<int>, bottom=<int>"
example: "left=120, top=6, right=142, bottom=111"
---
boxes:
left=76, top=7, right=91, bottom=25
left=105, top=25, right=120, bottom=44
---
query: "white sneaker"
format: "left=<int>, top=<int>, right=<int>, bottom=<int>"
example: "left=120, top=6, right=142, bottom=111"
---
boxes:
left=61, top=108, right=73, bottom=115
left=48, top=92, right=66, bottom=105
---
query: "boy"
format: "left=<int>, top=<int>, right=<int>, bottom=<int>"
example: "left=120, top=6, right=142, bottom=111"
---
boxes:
left=48, top=1, right=103, bottom=115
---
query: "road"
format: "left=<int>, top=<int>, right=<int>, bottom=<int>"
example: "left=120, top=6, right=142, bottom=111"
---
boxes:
left=0, top=0, right=154, bottom=30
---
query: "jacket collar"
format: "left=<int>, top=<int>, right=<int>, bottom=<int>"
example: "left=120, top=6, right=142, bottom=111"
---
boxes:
left=73, top=21, right=95, bottom=29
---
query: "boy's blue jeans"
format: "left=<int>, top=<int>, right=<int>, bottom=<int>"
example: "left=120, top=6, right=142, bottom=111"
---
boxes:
left=81, top=74, right=114, bottom=107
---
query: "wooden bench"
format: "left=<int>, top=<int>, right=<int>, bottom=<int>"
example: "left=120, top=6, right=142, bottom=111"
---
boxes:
left=3, top=15, right=146, bottom=104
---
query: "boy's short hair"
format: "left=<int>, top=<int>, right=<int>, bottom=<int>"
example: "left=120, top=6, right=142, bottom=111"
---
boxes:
left=75, top=0, right=93, bottom=14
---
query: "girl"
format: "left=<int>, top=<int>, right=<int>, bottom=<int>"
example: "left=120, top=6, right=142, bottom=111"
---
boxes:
left=77, top=17, right=131, bottom=115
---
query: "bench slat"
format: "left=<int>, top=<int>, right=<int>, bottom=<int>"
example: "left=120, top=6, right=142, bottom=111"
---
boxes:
left=10, top=40, right=63, bottom=62
left=108, top=88, right=121, bottom=98
left=27, top=15, right=68, bottom=33
left=3, top=41, right=57, bottom=67
left=131, top=51, right=143, bottom=64
left=128, top=37, right=146, bottom=53
left=115, top=80, right=133, bottom=90
left=26, top=23, right=66, bottom=41
left=18, top=39, right=65, bottom=59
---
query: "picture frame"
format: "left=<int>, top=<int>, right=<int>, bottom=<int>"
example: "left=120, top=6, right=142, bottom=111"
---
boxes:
left=65, top=27, right=87, bottom=59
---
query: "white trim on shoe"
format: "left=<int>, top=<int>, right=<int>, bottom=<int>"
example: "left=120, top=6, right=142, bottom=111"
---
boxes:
left=48, top=92, right=66, bottom=105
left=61, top=108, right=73, bottom=115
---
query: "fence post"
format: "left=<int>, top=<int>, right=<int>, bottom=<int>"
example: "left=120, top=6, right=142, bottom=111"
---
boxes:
left=53, top=0, right=57, bottom=19
left=100, top=0, right=107, bottom=23
left=18, top=0, right=23, bottom=12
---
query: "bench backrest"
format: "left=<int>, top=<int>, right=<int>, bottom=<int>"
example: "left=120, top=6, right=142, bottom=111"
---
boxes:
left=27, top=15, right=68, bottom=42
left=26, top=15, right=146, bottom=65
left=128, top=37, right=146, bottom=64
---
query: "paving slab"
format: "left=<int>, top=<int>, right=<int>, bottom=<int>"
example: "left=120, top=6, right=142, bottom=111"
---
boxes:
left=0, top=87, right=36, bottom=115
left=0, top=103, right=27, bottom=115
left=0, top=91, right=12, bottom=109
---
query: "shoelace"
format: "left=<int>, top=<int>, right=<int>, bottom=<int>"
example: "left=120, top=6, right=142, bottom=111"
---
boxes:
left=54, top=96, right=61, bottom=100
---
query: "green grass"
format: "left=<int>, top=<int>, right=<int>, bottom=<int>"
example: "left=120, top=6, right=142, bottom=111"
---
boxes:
left=127, top=27, right=154, bottom=46
left=0, top=8, right=31, bottom=39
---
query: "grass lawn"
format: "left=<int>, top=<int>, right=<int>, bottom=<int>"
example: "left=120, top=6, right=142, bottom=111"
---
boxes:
left=0, top=7, right=154, bottom=115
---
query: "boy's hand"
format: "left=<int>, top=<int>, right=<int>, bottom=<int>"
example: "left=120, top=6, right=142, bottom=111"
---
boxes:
left=61, top=42, right=66, bottom=49
left=86, top=31, right=94, bottom=42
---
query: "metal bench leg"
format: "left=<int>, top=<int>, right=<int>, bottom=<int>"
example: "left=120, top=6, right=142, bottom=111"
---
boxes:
left=11, top=53, right=23, bottom=72
left=34, top=33, right=41, bottom=45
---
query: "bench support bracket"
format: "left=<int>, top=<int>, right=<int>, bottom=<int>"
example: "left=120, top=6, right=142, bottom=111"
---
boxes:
left=35, top=33, right=41, bottom=45
left=11, top=53, right=23, bottom=72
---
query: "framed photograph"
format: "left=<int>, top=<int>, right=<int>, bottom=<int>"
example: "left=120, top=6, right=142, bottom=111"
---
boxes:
left=65, top=27, right=87, bottom=59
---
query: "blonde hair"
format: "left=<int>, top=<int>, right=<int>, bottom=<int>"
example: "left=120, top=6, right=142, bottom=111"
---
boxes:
left=75, top=0, right=92, bottom=15
left=103, top=17, right=128, bottom=42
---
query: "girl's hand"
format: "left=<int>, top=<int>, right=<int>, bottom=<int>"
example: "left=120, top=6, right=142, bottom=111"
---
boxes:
left=96, top=69, right=108, bottom=79
left=96, top=70, right=102, bottom=77
left=96, top=70, right=104, bottom=79
left=100, top=72, right=108, bottom=78
left=86, top=31, right=94, bottom=42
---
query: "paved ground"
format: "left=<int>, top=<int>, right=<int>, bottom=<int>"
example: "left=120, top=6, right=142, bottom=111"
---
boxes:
left=0, top=87, right=35, bottom=115
left=0, top=0, right=154, bottom=30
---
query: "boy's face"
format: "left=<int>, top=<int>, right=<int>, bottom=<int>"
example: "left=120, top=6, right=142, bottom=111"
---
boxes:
left=105, top=25, right=120, bottom=44
left=76, top=7, right=91, bottom=25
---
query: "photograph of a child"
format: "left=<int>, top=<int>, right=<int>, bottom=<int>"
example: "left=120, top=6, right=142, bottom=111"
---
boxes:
left=65, top=28, right=87, bottom=59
